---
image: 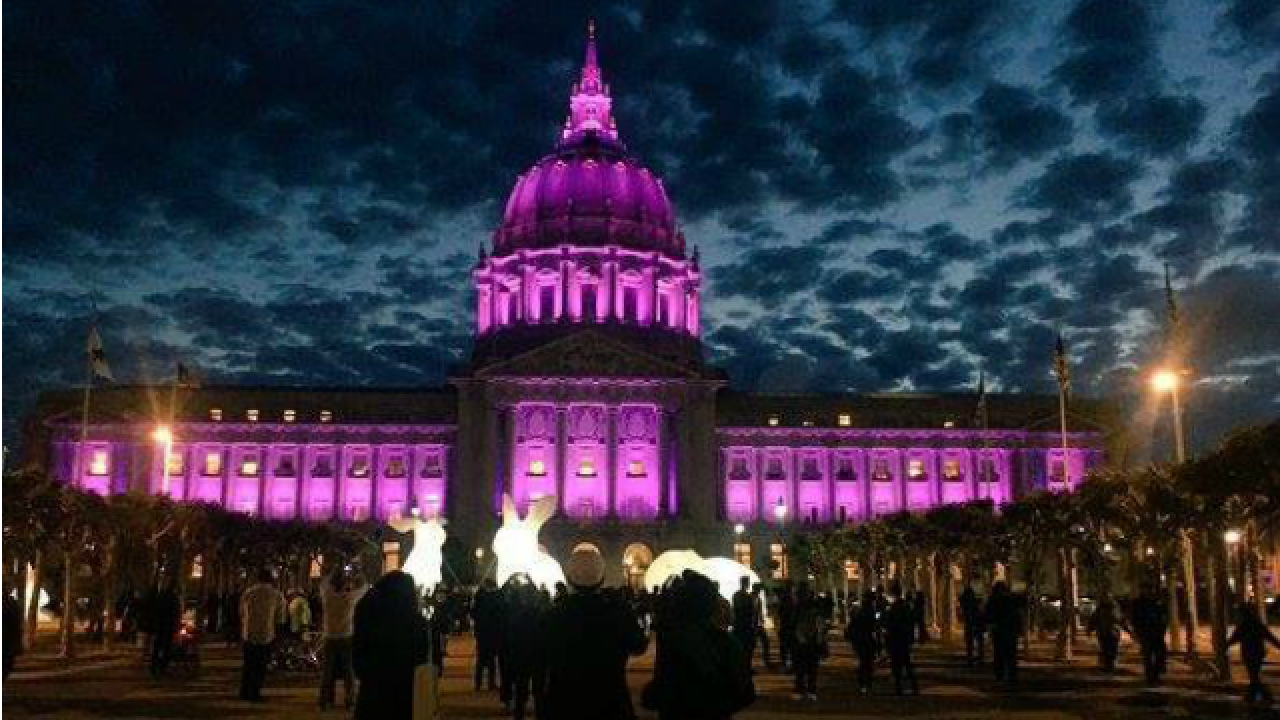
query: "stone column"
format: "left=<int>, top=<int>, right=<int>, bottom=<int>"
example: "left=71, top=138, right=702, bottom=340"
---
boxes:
left=556, top=407, right=568, bottom=514
left=657, top=410, right=669, bottom=518
left=677, top=385, right=718, bottom=528
left=860, top=448, right=873, bottom=520
left=451, top=381, right=496, bottom=553
left=606, top=407, right=618, bottom=519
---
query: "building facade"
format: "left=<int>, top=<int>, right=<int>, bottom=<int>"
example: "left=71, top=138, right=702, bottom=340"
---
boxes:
left=30, top=30, right=1107, bottom=584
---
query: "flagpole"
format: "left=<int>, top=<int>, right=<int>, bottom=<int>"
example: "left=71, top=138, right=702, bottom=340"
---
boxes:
left=76, top=349, right=94, bottom=491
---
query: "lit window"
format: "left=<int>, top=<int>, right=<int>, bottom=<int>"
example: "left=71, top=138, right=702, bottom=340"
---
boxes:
left=767, top=415, right=780, bottom=427
left=240, top=455, right=260, bottom=477
left=320, top=410, right=333, bottom=423
left=871, top=459, right=891, bottom=481
left=627, top=461, right=646, bottom=477
left=386, top=457, right=407, bottom=478
left=247, top=409, right=259, bottom=422
left=209, top=408, right=223, bottom=422
left=204, top=451, right=223, bottom=476
left=802, top=419, right=814, bottom=427
left=943, top=420, right=955, bottom=428
left=837, top=413, right=852, bottom=427
left=283, top=410, right=296, bottom=423
left=943, top=460, right=963, bottom=480
left=1050, top=460, right=1065, bottom=482
left=88, top=449, right=110, bottom=476
left=349, top=456, right=370, bottom=477
left=528, top=459, right=547, bottom=477
left=907, top=460, right=927, bottom=480
left=167, top=451, right=185, bottom=476
left=577, top=458, right=597, bottom=477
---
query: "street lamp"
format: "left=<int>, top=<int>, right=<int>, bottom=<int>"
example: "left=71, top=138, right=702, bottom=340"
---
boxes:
left=1151, top=370, right=1187, bottom=463
left=734, top=523, right=745, bottom=537
left=1224, top=529, right=1242, bottom=545
left=773, top=501, right=788, bottom=523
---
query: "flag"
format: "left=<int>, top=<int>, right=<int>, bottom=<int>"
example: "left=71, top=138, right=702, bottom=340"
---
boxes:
left=87, top=325, right=114, bottom=382
left=974, top=369, right=989, bottom=428
left=1053, top=332, right=1070, bottom=402
left=176, top=361, right=201, bottom=388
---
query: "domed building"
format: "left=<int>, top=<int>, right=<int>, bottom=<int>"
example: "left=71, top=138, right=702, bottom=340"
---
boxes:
left=26, top=27, right=1110, bottom=586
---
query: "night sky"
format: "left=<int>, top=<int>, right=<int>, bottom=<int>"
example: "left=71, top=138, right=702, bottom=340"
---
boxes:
left=4, top=1, right=1278, bottom=454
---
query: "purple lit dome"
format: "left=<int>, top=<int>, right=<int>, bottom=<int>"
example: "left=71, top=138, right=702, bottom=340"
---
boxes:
left=493, top=26, right=686, bottom=258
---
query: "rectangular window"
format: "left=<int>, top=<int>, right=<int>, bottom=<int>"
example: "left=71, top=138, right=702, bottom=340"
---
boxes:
left=907, top=459, right=927, bottom=480
left=627, top=460, right=646, bottom=477
left=767, top=415, right=780, bottom=427
left=764, top=457, right=785, bottom=480
left=835, top=457, right=856, bottom=481
left=800, top=457, right=821, bottom=480
left=872, top=458, right=891, bottom=481
left=419, top=454, right=442, bottom=477
left=577, top=458, right=597, bottom=477
left=275, top=454, right=296, bottom=477
left=838, top=505, right=849, bottom=523
left=837, top=413, right=852, bottom=427
left=733, top=542, right=752, bottom=567
left=204, top=451, right=223, bottom=476
left=349, top=455, right=370, bottom=478
left=728, top=457, right=751, bottom=480
left=528, top=459, right=547, bottom=477
left=313, top=455, right=334, bottom=478
left=166, top=451, right=185, bottom=476
left=980, top=458, right=997, bottom=482
left=320, top=410, right=333, bottom=423
left=247, top=409, right=259, bottom=422
left=209, top=408, right=223, bottom=421
left=770, top=543, right=788, bottom=580
left=87, top=449, right=109, bottom=476
left=943, top=459, right=963, bottom=480
left=386, top=457, right=407, bottom=478
left=240, top=454, right=260, bottom=477
left=283, top=409, right=296, bottom=423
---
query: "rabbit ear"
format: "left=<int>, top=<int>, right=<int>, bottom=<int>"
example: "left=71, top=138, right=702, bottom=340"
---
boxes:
left=389, top=516, right=414, bottom=534
left=501, top=493, right=517, bottom=524
left=526, top=494, right=558, bottom=531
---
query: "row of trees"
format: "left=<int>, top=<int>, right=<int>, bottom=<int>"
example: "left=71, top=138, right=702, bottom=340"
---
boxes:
left=786, top=420, right=1279, bottom=680
left=1, top=471, right=389, bottom=658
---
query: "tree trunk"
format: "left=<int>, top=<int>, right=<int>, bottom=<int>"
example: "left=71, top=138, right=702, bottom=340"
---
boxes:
left=1181, top=531, right=1200, bottom=657
left=1208, top=533, right=1231, bottom=682
left=1167, top=555, right=1183, bottom=654
left=24, top=552, right=43, bottom=650
left=1246, top=521, right=1265, bottom=620
left=1056, top=548, right=1074, bottom=661
left=101, top=537, right=117, bottom=650
left=60, top=549, right=77, bottom=658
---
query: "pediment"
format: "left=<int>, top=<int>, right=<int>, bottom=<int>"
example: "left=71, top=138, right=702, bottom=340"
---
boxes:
left=475, top=329, right=698, bottom=380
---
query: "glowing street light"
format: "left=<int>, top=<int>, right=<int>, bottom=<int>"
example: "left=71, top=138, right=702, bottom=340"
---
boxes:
left=1224, top=529, right=1242, bottom=545
left=773, top=501, right=788, bottom=523
left=734, top=523, right=745, bottom=536
left=474, top=547, right=485, bottom=559
left=151, top=425, right=172, bottom=444
left=1151, top=369, right=1187, bottom=463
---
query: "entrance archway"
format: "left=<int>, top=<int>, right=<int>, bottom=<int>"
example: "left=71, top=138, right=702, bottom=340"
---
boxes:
left=622, top=543, right=654, bottom=591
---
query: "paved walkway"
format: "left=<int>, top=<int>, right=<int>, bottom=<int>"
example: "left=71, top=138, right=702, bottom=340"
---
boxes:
left=3, top=634, right=1277, bottom=719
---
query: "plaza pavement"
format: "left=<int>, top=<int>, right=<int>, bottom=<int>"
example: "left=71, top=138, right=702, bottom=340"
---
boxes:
left=3, top=631, right=1278, bottom=719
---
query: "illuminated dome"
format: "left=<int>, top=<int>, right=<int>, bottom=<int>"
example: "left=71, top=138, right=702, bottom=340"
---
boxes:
left=493, top=24, right=685, bottom=258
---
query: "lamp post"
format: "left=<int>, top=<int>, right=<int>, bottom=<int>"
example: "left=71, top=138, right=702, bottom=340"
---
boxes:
left=773, top=500, right=788, bottom=580
left=1152, top=369, right=1199, bottom=657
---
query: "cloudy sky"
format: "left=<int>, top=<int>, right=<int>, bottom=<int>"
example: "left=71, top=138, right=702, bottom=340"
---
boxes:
left=4, top=0, right=1277, bottom=453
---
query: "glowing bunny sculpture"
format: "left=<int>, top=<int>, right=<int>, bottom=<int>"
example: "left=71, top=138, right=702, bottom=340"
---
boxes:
left=644, top=549, right=760, bottom=602
left=492, top=494, right=566, bottom=590
left=389, top=512, right=447, bottom=592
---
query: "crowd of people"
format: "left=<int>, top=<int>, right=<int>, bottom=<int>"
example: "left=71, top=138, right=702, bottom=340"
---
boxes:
left=6, top=553, right=1279, bottom=717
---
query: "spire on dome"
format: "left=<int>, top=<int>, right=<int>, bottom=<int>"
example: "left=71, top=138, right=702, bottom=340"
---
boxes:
left=563, top=20, right=617, bottom=142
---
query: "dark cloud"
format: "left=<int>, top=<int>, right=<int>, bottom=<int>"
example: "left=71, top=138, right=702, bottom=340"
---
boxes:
left=709, top=244, right=826, bottom=308
left=971, top=83, right=1074, bottom=168
left=1229, top=68, right=1280, bottom=254
left=1219, top=0, right=1280, bottom=51
left=1096, top=93, right=1206, bottom=157
left=1054, top=0, right=1158, bottom=104
left=1021, top=152, right=1142, bottom=227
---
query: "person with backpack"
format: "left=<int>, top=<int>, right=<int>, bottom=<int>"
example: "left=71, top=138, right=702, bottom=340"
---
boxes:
left=790, top=582, right=824, bottom=700
left=645, top=570, right=755, bottom=720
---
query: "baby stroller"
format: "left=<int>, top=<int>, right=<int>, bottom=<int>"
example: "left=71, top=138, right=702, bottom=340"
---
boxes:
left=169, top=622, right=201, bottom=677
left=271, top=630, right=322, bottom=672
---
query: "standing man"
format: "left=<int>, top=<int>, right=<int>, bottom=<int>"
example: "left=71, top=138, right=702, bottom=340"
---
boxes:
left=986, top=582, right=1021, bottom=685
left=240, top=569, right=283, bottom=703
left=472, top=578, right=502, bottom=692
left=775, top=580, right=796, bottom=672
left=1128, top=582, right=1168, bottom=686
left=752, top=583, right=773, bottom=670
left=886, top=586, right=919, bottom=696
left=731, top=577, right=758, bottom=670
left=960, top=585, right=985, bottom=666
left=541, top=546, right=648, bottom=720
left=1227, top=603, right=1280, bottom=705
left=149, top=582, right=181, bottom=678
left=845, top=592, right=879, bottom=695
left=319, top=567, right=366, bottom=710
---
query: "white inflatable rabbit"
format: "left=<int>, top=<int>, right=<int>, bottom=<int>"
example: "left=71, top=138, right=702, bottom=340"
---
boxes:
left=492, top=494, right=566, bottom=590
left=644, top=549, right=760, bottom=602
left=390, top=514, right=447, bottom=592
